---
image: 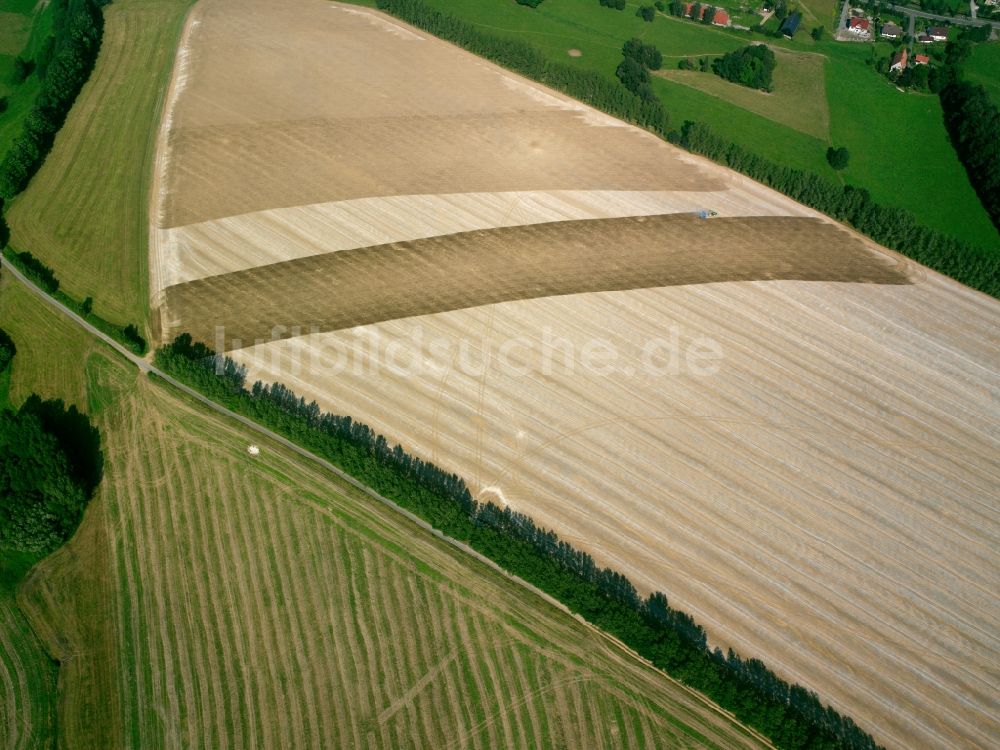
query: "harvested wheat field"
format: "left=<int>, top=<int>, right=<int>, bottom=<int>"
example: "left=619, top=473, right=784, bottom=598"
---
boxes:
left=151, top=1, right=1000, bottom=749
left=8, top=286, right=769, bottom=749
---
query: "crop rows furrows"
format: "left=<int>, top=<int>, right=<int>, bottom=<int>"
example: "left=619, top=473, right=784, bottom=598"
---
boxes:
left=110, top=396, right=159, bottom=749
left=0, top=601, right=36, bottom=750
left=190, top=457, right=241, bottom=748
left=285, top=505, right=346, bottom=745
left=232, top=464, right=305, bottom=749
left=89, top=383, right=774, bottom=749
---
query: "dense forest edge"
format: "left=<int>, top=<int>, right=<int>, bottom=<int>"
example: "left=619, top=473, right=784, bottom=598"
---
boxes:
left=373, top=0, right=999, bottom=298
left=155, top=333, right=886, bottom=750
left=937, top=40, right=1000, bottom=234
left=0, top=325, right=103, bottom=555
left=0, top=0, right=107, bottom=200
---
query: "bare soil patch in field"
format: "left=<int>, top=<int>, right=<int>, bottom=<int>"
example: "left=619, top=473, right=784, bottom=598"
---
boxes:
left=161, top=214, right=909, bottom=349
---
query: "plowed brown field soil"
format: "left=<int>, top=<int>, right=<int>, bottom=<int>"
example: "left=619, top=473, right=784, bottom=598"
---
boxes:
left=150, top=1, right=1000, bottom=748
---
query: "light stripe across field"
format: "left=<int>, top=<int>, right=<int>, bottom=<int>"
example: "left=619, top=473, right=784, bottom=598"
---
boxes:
left=153, top=187, right=813, bottom=292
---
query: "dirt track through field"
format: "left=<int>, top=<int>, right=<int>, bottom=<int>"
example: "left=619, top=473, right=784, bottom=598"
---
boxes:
left=162, top=214, right=910, bottom=349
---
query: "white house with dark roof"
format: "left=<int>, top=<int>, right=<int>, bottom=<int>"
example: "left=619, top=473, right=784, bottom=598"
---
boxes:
left=881, top=22, right=903, bottom=39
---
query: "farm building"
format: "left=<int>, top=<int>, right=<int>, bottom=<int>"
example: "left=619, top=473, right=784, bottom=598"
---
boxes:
left=915, top=53, right=930, bottom=64
left=848, top=16, right=871, bottom=35
left=712, top=8, right=730, bottom=25
left=780, top=11, right=802, bottom=37
left=928, top=26, right=948, bottom=40
left=890, top=48, right=908, bottom=71
left=881, top=22, right=903, bottom=38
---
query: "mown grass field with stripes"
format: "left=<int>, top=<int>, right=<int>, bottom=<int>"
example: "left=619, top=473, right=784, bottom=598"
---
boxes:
left=0, top=549, right=56, bottom=750
left=1, top=275, right=769, bottom=749
left=5, top=0, right=194, bottom=331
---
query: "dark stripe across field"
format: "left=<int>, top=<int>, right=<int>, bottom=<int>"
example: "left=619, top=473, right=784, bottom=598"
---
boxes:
left=160, top=213, right=911, bottom=350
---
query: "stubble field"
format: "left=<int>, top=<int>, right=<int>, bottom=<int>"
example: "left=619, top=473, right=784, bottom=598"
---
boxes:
left=150, top=2, right=1000, bottom=749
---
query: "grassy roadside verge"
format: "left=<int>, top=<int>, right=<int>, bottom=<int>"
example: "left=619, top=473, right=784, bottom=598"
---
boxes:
left=2, top=248, right=147, bottom=354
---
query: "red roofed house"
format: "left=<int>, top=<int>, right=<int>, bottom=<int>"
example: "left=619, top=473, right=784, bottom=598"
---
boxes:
left=890, top=48, right=908, bottom=72
left=848, top=17, right=871, bottom=34
left=928, top=26, right=948, bottom=41
left=683, top=3, right=708, bottom=18
left=712, top=8, right=730, bottom=25
left=915, top=54, right=930, bottom=65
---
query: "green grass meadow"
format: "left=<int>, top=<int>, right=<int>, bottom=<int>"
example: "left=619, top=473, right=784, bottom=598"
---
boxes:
left=0, top=0, right=54, bottom=159
left=964, top=41, right=1000, bottom=105
left=658, top=46, right=830, bottom=140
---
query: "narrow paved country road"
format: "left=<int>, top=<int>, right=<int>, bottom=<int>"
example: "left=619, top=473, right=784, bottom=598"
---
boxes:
left=837, top=0, right=851, bottom=36
left=1, top=259, right=775, bottom=749
left=884, top=2, right=1000, bottom=27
